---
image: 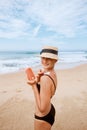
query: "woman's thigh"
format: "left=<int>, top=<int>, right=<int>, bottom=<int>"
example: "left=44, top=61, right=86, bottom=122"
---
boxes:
left=34, top=119, right=51, bottom=130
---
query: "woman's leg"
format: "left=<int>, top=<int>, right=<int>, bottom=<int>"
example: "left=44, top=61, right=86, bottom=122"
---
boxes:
left=34, top=119, right=51, bottom=130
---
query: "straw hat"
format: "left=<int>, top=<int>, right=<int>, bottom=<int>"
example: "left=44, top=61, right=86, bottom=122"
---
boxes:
left=40, top=46, right=58, bottom=60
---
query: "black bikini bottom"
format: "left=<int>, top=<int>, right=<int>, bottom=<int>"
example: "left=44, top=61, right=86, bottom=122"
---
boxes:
left=34, top=104, right=56, bottom=126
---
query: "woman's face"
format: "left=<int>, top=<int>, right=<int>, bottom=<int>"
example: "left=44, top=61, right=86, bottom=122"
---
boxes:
left=41, top=57, right=57, bottom=70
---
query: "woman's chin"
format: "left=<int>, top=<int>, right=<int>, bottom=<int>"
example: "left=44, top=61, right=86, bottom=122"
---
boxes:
left=43, top=66, right=49, bottom=69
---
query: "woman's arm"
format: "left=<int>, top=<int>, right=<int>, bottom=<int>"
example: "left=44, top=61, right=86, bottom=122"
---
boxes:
left=32, top=75, right=52, bottom=113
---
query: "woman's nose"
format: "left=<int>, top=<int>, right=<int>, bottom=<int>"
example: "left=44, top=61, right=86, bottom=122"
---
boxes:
left=42, top=58, right=47, bottom=63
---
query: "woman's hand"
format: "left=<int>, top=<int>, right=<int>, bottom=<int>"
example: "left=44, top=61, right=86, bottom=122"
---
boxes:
left=27, top=77, right=36, bottom=86
left=27, top=69, right=44, bottom=86
left=36, top=69, right=44, bottom=83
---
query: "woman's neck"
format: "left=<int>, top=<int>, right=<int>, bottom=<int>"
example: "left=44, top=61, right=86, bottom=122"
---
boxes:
left=44, top=68, right=54, bottom=74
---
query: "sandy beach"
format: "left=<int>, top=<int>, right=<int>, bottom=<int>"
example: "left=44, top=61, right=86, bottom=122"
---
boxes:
left=0, top=64, right=87, bottom=130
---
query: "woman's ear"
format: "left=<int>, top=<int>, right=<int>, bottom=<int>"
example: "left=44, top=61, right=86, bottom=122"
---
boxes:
left=54, top=59, right=58, bottom=63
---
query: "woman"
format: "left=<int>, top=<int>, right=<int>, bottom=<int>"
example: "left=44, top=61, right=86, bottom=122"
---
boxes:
left=27, top=46, right=58, bottom=130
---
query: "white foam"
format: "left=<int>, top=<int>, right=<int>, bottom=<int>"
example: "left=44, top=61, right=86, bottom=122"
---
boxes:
left=0, top=51, right=87, bottom=74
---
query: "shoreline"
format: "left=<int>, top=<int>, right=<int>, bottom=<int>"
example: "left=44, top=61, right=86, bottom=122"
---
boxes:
left=0, top=61, right=87, bottom=75
left=55, top=61, right=87, bottom=70
left=0, top=63, right=87, bottom=130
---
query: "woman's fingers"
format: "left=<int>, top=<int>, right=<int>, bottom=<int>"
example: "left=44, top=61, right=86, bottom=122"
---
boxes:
left=27, top=77, right=36, bottom=85
left=38, top=69, right=44, bottom=75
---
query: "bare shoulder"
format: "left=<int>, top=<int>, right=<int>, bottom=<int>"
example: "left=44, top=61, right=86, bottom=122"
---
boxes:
left=40, top=74, right=51, bottom=84
left=41, top=73, right=57, bottom=87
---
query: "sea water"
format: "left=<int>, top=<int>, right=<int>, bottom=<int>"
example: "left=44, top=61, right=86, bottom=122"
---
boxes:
left=0, top=50, right=87, bottom=74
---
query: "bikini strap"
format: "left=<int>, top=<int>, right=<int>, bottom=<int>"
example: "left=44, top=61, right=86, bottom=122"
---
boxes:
left=44, top=74, right=56, bottom=91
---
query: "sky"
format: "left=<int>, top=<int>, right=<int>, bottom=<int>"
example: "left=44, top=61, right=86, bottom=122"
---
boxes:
left=0, top=0, right=87, bottom=51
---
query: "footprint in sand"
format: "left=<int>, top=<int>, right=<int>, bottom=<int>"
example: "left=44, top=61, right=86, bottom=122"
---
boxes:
left=16, top=89, right=23, bottom=93
left=2, top=90, right=7, bottom=93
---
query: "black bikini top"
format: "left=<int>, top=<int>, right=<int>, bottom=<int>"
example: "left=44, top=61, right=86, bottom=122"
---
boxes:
left=36, top=74, right=56, bottom=93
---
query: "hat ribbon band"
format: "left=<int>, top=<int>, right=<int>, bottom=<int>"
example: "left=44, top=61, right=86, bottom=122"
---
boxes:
left=40, top=49, right=58, bottom=55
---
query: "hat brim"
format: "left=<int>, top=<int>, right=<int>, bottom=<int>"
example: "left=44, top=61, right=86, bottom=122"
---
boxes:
left=40, top=53, right=58, bottom=60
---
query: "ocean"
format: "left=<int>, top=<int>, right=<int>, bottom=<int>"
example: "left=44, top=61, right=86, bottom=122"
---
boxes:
left=0, top=50, right=87, bottom=74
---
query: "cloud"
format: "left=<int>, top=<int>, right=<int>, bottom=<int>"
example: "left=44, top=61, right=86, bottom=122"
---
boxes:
left=0, top=0, right=87, bottom=39
left=26, top=0, right=87, bottom=37
left=33, top=25, right=41, bottom=36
